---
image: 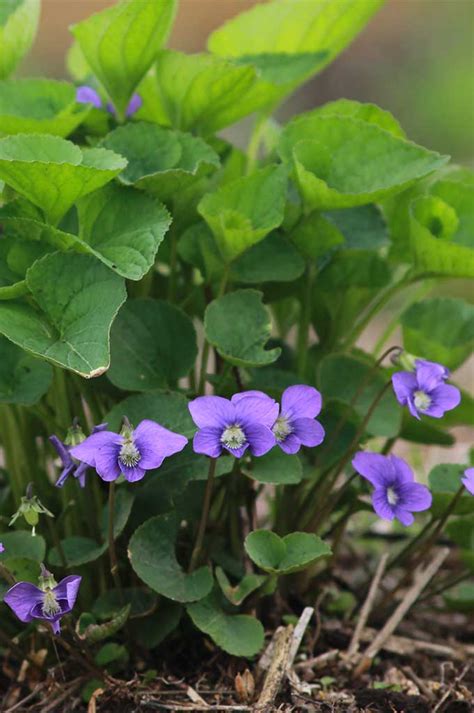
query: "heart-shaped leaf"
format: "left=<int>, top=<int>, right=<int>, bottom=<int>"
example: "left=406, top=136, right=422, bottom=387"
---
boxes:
left=279, top=115, right=448, bottom=211
left=71, top=0, right=177, bottom=119
left=128, top=513, right=213, bottom=603
left=0, top=335, right=52, bottom=404
left=0, top=79, right=90, bottom=136
left=244, top=447, right=303, bottom=485
left=108, top=299, right=197, bottom=391
left=245, top=530, right=331, bottom=574
left=0, top=134, right=126, bottom=224
left=0, top=0, right=40, bottom=79
left=204, top=289, right=281, bottom=368
left=187, top=590, right=264, bottom=657
left=198, top=166, right=287, bottom=262
left=0, top=252, right=127, bottom=377
left=103, top=122, right=219, bottom=203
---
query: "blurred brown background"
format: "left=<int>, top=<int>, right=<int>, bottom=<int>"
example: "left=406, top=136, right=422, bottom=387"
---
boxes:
left=23, top=0, right=474, bottom=164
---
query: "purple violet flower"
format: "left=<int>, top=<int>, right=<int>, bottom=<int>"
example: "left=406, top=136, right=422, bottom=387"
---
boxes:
left=50, top=423, right=108, bottom=488
left=70, top=419, right=188, bottom=483
left=462, top=467, right=474, bottom=495
left=76, top=85, right=102, bottom=108
left=4, top=565, right=81, bottom=635
left=0, top=543, right=4, bottom=553
left=392, top=358, right=460, bottom=420
left=272, top=385, right=325, bottom=454
left=189, top=391, right=279, bottom=459
left=352, top=451, right=432, bottom=526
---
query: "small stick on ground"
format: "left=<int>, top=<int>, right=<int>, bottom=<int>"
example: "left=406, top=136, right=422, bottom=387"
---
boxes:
left=357, top=626, right=470, bottom=661
left=255, top=625, right=294, bottom=711
left=347, top=552, right=389, bottom=657
left=294, top=649, right=340, bottom=671
left=354, top=547, right=449, bottom=676
left=432, top=663, right=471, bottom=713
left=288, top=607, right=314, bottom=667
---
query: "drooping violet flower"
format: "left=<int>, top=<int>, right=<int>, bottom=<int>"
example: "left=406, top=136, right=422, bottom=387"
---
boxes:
left=189, top=392, right=278, bottom=459
left=50, top=423, right=108, bottom=488
left=4, top=565, right=81, bottom=635
left=352, top=451, right=432, bottom=526
left=70, top=419, right=187, bottom=483
left=392, top=359, right=460, bottom=420
left=271, top=385, right=325, bottom=454
left=462, top=467, right=474, bottom=495
left=75, top=84, right=141, bottom=117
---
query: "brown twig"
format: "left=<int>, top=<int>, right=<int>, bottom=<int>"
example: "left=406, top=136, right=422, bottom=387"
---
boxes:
left=347, top=552, right=389, bottom=657
left=255, top=625, right=294, bottom=711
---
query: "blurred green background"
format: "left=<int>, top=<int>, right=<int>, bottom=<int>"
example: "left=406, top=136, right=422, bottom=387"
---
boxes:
left=21, top=0, right=474, bottom=164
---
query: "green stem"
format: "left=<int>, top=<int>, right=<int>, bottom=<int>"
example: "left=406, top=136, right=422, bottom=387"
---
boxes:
left=296, top=264, right=314, bottom=378
left=168, top=226, right=178, bottom=302
left=107, top=482, right=124, bottom=601
left=197, top=267, right=229, bottom=395
left=246, top=114, right=267, bottom=174
left=189, top=458, right=217, bottom=572
left=0, top=280, right=29, bottom=299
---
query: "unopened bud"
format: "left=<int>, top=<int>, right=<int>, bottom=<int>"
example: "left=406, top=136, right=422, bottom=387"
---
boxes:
left=235, top=669, right=255, bottom=703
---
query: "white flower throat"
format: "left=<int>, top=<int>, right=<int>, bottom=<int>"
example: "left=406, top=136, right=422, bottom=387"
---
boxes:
left=221, top=424, right=246, bottom=450
left=272, top=416, right=293, bottom=442
left=42, top=588, right=61, bottom=617
left=413, top=390, right=431, bottom=412
left=119, top=437, right=141, bottom=467
left=387, top=487, right=399, bottom=506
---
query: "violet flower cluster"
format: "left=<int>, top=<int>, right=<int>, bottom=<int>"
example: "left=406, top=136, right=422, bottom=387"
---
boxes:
left=392, top=359, right=460, bottom=420
left=76, top=85, right=142, bottom=118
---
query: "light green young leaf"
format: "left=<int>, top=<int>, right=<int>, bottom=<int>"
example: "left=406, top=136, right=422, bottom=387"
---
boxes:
left=309, top=99, right=405, bottom=137
left=291, top=212, right=344, bottom=260
left=0, top=79, right=90, bottom=137
left=244, top=530, right=331, bottom=575
left=244, top=447, right=303, bottom=485
left=108, top=299, right=197, bottom=391
left=102, top=122, right=219, bottom=203
left=279, top=116, right=449, bottom=211
left=0, top=253, right=127, bottom=377
left=205, top=289, right=281, bottom=368
left=0, top=336, right=52, bottom=404
left=187, top=590, right=264, bottom=657
left=0, top=0, right=40, bottom=79
left=0, top=134, right=127, bottom=224
left=401, top=297, right=474, bottom=371
left=215, top=568, right=267, bottom=607
left=128, top=512, right=213, bottom=603
left=71, top=0, right=177, bottom=119
left=198, top=166, right=287, bottom=263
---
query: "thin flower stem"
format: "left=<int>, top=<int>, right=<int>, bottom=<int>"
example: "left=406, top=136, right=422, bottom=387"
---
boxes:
left=197, top=267, right=229, bottom=395
left=188, top=457, right=217, bottom=572
left=296, top=264, right=314, bottom=378
left=107, top=482, right=124, bottom=602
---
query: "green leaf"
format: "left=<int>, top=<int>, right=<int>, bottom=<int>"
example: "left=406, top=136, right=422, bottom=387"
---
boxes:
left=102, top=122, right=219, bottom=203
left=0, top=134, right=126, bottom=224
left=324, top=204, right=388, bottom=250
left=76, top=184, right=171, bottom=280
left=310, top=99, right=404, bottom=137
left=444, top=583, right=474, bottom=613
left=77, top=604, right=131, bottom=643
left=208, top=0, right=383, bottom=79
left=215, top=567, right=267, bottom=606
left=0, top=336, right=52, bottom=404
left=245, top=447, right=303, bottom=485
left=0, top=0, right=40, bottom=79
left=279, top=116, right=449, bottom=211
left=100, top=488, right=135, bottom=541
left=93, top=587, right=157, bottom=621
left=231, top=231, right=305, bottom=284
left=128, top=512, right=213, bottom=603
left=429, top=464, right=474, bottom=517
left=0, top=79, right=90, bottom=137
left=71, top=0, right=177, bottom=119
left=187, top=590, right=264, bottom=657
left=244, top=530, right=331, bottom=574
left=0, top=253, right=127, bottom=377
left=318, top=353, right=402, bottom=437
left=0, top=558, right=40, bottom=593
left=108, top=299, right=197, bottom=391
left=48, top=536, right=106, bottom=568
left=198, top=166, right=287, bottom=263
left=105, top=391, right=195, bottom=438
left=401, top=297, right=474, bottom=371
left=132, top=600, right=182, bottom=648
left=399, top=416, right=454, bottom=447
left=291, top=212, right=344, bottom=260
left=0, top=530, right=45, bottom=561
left=94, top=642, right=128, bottom=667
left=204, top=289, right=281, bottom=368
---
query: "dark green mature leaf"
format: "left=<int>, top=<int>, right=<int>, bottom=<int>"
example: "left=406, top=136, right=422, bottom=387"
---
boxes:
left=48, top=537, right=106, bottom=568
left=100, top=489, right=135, bottom=541
left=291, top=212, right=344, bottom=260
left=128, top=512, right=213, bottom=603
left=324, top=204, right=388, bottom=250
left=399, top=417, right=454, bottom=447
left=205, top=289, right=281, bottom=368
left=0, top=530, right=45, bottom=561
left=245, top=530, right=331, bottom=574
left=103, top=122, right=219, bottom=203
left=108, top=299, right=197, bottom=391
left=132, top=600, right=182, bottom=648
left=429, top=464, right=474, bottom=517
left=244, top=448, right=303, bottom=484
left=187, top=590, right=264, bottom=656
left=93, top=587, right=157, bottom=621
left=279, top=116, right=449, bottom=211
left=0, top=336, right=52, bottom=404
left=319, top=354, right=402, bottom=438
left=76, top=184, right=171, bottom=280
left=0, top=135, right=126, bottom=224
left=215, top=568, right=267, bottom=606
left=231, top=231, right=305, bottom=284
left=105, top=391, right=195, bottom=438
left=0, top=253, right=127, bottom=377
left=0, top=0, right=40, bottom=79
left=198, top=166, right=287, bottom=263
left=71, top=0, right=177, bottom=119
left=401, top=297, right=474, bottom=370
left=0, top=79, right=90, bottom=136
